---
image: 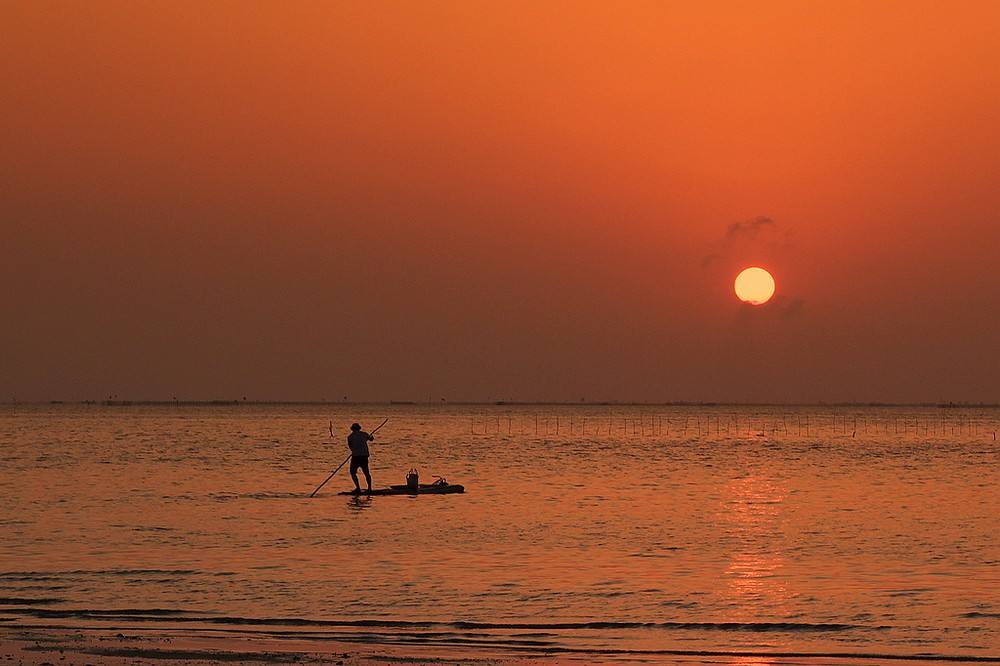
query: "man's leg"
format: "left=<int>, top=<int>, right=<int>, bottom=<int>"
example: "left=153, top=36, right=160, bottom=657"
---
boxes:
left=361, top=458, right=372, bottom=493
left=350, top=458, right=361, bottom=492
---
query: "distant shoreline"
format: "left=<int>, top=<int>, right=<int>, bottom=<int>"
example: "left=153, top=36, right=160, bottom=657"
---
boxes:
left=6, top=399, right=999, bottom=409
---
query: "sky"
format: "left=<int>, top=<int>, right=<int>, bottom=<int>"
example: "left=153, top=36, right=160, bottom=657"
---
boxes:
left=2, top=1, right=999, bottom=403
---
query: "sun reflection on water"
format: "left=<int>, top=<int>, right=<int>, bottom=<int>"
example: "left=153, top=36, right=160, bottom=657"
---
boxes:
left=720, top=475, right=791, bottom=624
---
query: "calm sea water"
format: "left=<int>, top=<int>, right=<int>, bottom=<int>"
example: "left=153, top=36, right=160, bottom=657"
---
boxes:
left=1, top=404, right=998, bottom=662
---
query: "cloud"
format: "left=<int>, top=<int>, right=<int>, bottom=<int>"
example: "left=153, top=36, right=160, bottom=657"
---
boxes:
left=775, top=295, right=805, bottom=318
left=708, top=215, right=806, bottom=319
left=702, top=215, right=792, bottom=269
left=735, top=295, right=806, bottom=321
left=725, top=216, right=775, bottom=241
left=700, top=253, right=721, bottom=268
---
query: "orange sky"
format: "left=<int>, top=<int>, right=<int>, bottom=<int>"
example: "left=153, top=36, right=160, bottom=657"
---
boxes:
left=3, top=1, right=999, bottom=402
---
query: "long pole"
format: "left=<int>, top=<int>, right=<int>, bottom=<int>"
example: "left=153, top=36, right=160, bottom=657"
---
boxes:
left=309, top=418, right=388, bottom=498
left=309, top=454, right=351, bottom=498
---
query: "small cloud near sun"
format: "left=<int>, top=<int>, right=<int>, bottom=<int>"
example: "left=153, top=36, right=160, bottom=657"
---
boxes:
left=702, top=215, right=793, bottom=268
left=700, top=253, right=722, bottom=268
left=736, top=294, right=806, bottom=320
left=726, top=216, right=775, bottom=241
left=702, top=216, right=806, bottom=317
left=777, top=296, right=805, bottom=318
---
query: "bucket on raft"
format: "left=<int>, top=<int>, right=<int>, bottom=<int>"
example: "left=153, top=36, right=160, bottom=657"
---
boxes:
left=406, top=468, right=419, bottom=489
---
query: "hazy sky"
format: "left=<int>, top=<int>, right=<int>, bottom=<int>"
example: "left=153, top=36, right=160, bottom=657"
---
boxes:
left=3, top=2, right=999, bottom=403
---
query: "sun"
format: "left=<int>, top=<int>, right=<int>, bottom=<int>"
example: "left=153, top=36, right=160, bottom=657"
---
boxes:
left=734, top=267, right=775, bottom=305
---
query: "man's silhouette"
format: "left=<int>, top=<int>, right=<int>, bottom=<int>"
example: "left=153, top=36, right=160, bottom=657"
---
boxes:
left=347, top=422, right=374, bottom=494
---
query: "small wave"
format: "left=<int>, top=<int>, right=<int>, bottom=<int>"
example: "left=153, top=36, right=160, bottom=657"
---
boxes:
left=0, top=608, right=869, bottom=632
left=499, top=647, right=1000, bottom=663
left=0, top=568, right=210, bottom=579
left=71, top=647, right=304, bottom=663
left=963, top=612, right=1000, bottom=619
left=209, top=492, right=307, bottom=501
left=0, top=574, right=63, bottom=582
left=885, top=588, right=934, bottom=597
left=336, top=631, right=559, bottom=649
left=9, top=608, right=201, bottom=617
left=0, top=597, right=64, bottom=606
left=96, top=568, right=201, bottom=576
left=449, top=620, right=869, bottom=633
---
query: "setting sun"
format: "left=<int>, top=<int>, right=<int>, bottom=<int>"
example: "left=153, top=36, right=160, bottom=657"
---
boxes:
left=734, top=267, right=776, bottom=305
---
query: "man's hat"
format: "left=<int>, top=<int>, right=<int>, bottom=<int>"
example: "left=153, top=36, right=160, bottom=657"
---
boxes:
left=350, top=423, right=361, bottom=431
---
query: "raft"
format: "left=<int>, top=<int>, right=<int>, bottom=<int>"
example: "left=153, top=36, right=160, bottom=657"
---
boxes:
left=338, top=483, right=465, bottom=496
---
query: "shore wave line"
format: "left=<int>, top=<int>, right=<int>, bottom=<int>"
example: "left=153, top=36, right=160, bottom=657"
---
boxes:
left=0, top=607, right=876, bottom=632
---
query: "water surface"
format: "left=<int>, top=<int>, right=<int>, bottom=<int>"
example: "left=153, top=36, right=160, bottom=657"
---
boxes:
left=1, top=404, right=998, bottom=662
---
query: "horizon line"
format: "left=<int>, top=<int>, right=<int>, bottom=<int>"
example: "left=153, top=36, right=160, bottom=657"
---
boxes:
left=7, top=399, right=1000, bottom=409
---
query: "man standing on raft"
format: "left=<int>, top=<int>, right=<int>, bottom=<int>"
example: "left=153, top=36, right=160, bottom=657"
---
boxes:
left=347, top=422, right=374, bottom=495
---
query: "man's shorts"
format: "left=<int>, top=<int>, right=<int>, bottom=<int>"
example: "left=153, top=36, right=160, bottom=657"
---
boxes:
left=350, top=455, right=370, bottom=475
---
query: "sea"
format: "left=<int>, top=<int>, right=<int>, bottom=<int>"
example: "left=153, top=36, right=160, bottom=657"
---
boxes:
left=1, top=403, right=998, bottom=663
